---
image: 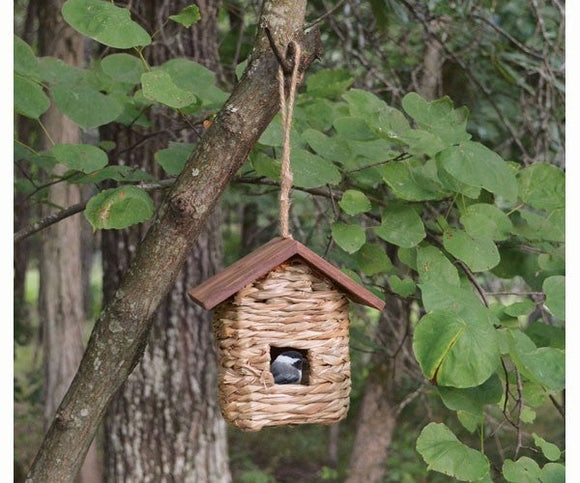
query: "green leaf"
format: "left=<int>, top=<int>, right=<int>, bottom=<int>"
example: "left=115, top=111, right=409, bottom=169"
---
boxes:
left=522, top=381, right=551, bottom=407
left=155, top=142, right=195, bottom=176
left=301, top=129, right=352, bottom=164
left=298, top=98, right=344, bottom=131
left=258, top=114, right=301, bottom=148
left=355, top=243, right=392, bottom=275
left=520, top=406, right=537, bottom=424
left=438, top=374, right=503, bottom=414
left=347, top=139, right=392, bottom=161
left=51, top=80, right=123, bottom=129
left=518, top=163, right=565, bottom=211
left=160, top=58, right=227, bottom=107
left=538, top=249, right=565, bottom=273
left=374, top=205, right=425, bottom=248
left=388, top=275, right=416, bottom=297
left=525, top=323, right=564, bottom=350
left=101, top=53, right=144, bottom=84
left=443, top=229, right=500, bottom=272
left=456, top=410, right=481, bottom=433
left=84, top=186, right=154, bottom=230
left=416, top=422, right=490, bottom=481
left=505, top=329, right=565, bottom=391
left=333, top=117, right=376, bottom=141
left=402, top=93, right=471, bottom=146
left=51, top=144, right=108, bottom=173
left=503, top=457, right=541, bottom=482
left=250, top=151, right=280, bottom=181
left=62, top=0, right=151, bottom=48
left=513, top=208, right=564, bottom=243
left=397, top=247, right=417, bottom=271
left=419, top=281, right=487, bottom=315
left=14, top=35, right=41, bottom=79
left=14, top=141, right=56, bottom=170
left=339, top=190, right=371, bottom=215
left=141, top=70, right=197, bottom=109
left=504, top=300, right=536, bottom=317
left=416, top=245, right=460, bottom=286
left=461, top=204, right=513, bottom=241
left=543, top=276, right=564, bottom=320
left=342, top=89, right=389, bottom=118
left=342, top=88, right=409, bottom=140
left=14, top=74, right=50, bottom=119
left=331, top=223, right=366, bottom=254
left=532, top=433, right=561, bottom=462
left=401, top=129, right=446, bottom=157
left=169, top=4, right=201, bottom=27
left=306, top=69, right=354, bottom=98
left=38, top=56, right=84, bottom=84
left=437, top=141, right=518, bottom=202
left=382, top=159, right=449, bottom=201
left=436, top=159, right=481, bottom=199
left=291, top=149, right=342, bottom=189
left=413, top=309, right=500, bottom=387
left=540, top=463, right=565, bottom=482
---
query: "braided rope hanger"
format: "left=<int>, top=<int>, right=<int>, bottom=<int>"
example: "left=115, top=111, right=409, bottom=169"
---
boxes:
left=277, top=41, right=302, bottom=239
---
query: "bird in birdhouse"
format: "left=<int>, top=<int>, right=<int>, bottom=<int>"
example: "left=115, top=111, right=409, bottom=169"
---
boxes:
left=271, top=351, right=304, bottom=384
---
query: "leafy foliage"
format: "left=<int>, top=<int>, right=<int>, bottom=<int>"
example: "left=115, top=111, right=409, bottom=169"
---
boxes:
left=62, top=0, right=151, bottom=48
left=416, top=423, right=490, bottom=481
left=84, top=186, right=154, bottom=230
left=13, top=0, right=564, bottom=480
left=242, top=62, right=564, bottom=480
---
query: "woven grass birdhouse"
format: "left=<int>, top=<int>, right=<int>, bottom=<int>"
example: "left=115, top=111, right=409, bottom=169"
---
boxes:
left=189, top=237, right=384, bottom=431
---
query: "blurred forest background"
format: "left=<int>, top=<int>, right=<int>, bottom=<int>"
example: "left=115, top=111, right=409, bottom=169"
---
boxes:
left=14, top=0, right=565, bottom=481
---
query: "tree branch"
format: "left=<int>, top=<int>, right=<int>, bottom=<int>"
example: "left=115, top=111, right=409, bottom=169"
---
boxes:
left=14, top=180, right=175, bottom=244
left=26, top=2, right=319, bottom=480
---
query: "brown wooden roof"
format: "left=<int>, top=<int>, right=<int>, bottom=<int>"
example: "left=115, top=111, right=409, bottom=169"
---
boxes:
left=188, top=237, right=385, bottom=311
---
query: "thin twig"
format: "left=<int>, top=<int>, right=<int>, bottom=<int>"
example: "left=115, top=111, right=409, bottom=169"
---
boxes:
left=549, top=393, right=565, bottom=419
left=395, top=384, right=425, bottom=418
left=513, top=367, right=524, bottom=459
left=454, top=259, right=489, bottom=307
left=471, top=14, right=543, bottom=60
left=344, top=152, right=411, bottom=174
left=305, top=0, right=348, bottom=30
left=397, top=0, right=530, bottom=161
left=500, top=357, right=518, bottom=429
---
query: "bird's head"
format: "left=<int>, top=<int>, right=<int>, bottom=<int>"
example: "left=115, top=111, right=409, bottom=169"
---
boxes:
left=273, top=351, right=305, bottom=369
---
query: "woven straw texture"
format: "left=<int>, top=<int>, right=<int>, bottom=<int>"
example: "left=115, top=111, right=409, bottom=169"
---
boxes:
left=213, top=259, right=351, bottom=431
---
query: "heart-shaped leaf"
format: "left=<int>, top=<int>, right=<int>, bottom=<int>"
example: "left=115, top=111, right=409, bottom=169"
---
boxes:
left=85, top=186, right=154, bottom=230
left=416, top=423, right=490, bottom=481
left=62, top=0, right=151, bottom=48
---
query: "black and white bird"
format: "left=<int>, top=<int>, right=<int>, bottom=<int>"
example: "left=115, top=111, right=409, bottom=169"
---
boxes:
left=270, top=351, right=305, bottom=384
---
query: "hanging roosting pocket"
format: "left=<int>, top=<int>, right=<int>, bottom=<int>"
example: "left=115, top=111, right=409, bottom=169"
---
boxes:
left=188, top=39, right=384, bottom=431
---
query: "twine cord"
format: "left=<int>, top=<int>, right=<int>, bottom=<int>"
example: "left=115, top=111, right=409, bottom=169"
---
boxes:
left=278, top=41, right=301, bottom=239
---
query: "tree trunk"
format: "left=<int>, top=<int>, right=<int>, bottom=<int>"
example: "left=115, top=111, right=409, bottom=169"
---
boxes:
left=26, top=1, right=320, bottom=480
left=416, top=19, right=447, bottom=101
left=103, top=217, right=229, bottom=482
left=37, top=1, right=101, bottom=481
left=346, top=297, right=410, bottom=483
left=102, top=1, right=230, bottom=480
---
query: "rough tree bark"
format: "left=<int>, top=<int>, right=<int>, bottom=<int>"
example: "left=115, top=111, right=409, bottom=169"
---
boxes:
left=102, top=1, right=229, bottom=480
left=26, top=1, right=321, bottom=480
left=36, top=1, right=100, bottom=481
left=416, top=18, right=447, bottom=101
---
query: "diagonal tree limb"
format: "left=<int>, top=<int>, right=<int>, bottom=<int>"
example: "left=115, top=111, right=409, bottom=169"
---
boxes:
left=26, top=1, right=320, bottom=480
